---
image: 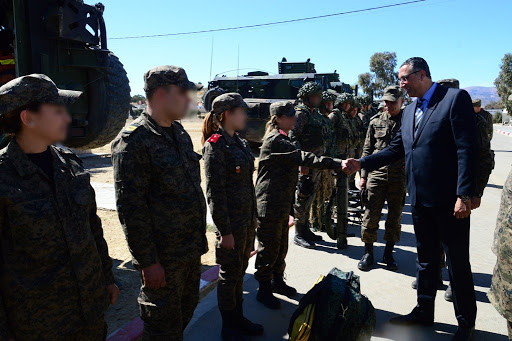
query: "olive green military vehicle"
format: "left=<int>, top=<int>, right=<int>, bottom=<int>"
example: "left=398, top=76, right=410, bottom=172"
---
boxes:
left=204, top=58, right=356, bottom=144
left=0, top=0, right=131, bottom=149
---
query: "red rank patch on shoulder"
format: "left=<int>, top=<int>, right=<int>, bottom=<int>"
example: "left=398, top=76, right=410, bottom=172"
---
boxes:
left=207, top=134, right=221, bottom=143
left=279, top=129, right=288, bottom=136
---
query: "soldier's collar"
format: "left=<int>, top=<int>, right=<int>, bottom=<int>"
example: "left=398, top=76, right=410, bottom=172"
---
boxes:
left=143, top=112, right=164, bottom=136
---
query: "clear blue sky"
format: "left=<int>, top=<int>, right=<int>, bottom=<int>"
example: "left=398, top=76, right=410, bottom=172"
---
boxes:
left=101, top=0, right=512, bottom=96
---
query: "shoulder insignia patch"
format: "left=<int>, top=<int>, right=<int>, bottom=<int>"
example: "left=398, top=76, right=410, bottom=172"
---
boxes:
left=279, top=129, right=288, bottom=136
left=207, top=134, right=221, bottom=143
left=123, top=122, right=141, bottom=134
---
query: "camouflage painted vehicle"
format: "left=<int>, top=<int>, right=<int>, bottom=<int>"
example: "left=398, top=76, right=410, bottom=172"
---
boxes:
left=0, top=0, right=131, bottom=149
left=204, top=58, right=356, bottom=144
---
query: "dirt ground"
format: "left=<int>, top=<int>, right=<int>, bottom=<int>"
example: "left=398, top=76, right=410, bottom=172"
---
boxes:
left=86, top=117, right=229, bottom=334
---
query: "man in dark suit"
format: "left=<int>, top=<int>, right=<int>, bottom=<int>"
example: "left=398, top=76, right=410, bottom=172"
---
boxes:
left=344, top=57, right=477, bottom=341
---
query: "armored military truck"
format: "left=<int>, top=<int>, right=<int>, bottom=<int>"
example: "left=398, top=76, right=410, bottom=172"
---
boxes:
left=204, top=58, right=356, bottom=144
left=0, top=0, right=131, bottom=149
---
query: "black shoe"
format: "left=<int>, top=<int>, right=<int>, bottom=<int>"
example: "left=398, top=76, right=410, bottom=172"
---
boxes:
left=256, top=281, right=281, bottom=310
left=444, top=284, right=453, bottom=302
left=453, top=325, right=474, bottom=341
left=383, top=254, right=398, bottom=271
left=411, top=279, right=417, bottom=290
left=337, top=236, right=348, bottom=249
left=235, top=301, right=264, bottom=336
left=272, top=277, right=297, bottom=297
left=305, top=225, right=323, bottom=242
left=358, top=253, right=374, bottom=271
left=221, top=310, right=248, bottom=341
left=389, top=306, right=434, bottom=326
left=294, top=235, right=315, bottom=249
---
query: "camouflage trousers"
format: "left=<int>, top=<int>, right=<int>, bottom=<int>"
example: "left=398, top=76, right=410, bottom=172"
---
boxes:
left=216, top=225, right=255, bottom=312
left=347, top=146, right=358, bottom=189
left=255, top=217, right=289, bottom=283
left=361, top=175, right=406, bottom=244
left=310, top=170, right=334, bottom=230
left=508, top=320, right=512, bottom=339
left=140, top=258, right=201, bottom=341
left=60, top=318, right=107, bottom=341
left=294, top=169, right=323, bottom=226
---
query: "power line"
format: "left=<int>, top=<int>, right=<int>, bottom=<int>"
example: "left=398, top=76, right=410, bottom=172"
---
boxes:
left=111, top=0, right=426, bottom=40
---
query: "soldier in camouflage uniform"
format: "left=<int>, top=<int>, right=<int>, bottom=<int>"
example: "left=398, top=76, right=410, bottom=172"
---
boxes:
left=358, top=95, right=376, bottom=134
left=112, top=66, right=207, bottom=341
left=347, top=99, right=364, bottom=190
left=202, top=93, right=264, bottom=340
left=254, top=101, right=344, bottom=309
left=289, top=82, right=330, bottom=248
left=310, top=90, right=337, bottom=232
left=357, top=86, right=406, bottom=271
left=488, top=167, right=512, bottom=339
left=472, top=98, right=494, bottom=140
left=0, top=74, right=118, bottom=340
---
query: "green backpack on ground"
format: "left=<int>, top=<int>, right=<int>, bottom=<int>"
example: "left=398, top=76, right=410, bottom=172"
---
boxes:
left=288, top=268, right=376, bottom=341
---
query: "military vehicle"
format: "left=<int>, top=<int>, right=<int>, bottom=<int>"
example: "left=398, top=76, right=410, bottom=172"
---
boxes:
left=203, top=58, right=356, bottom=144
left=0, top=0, right=131, bottom=149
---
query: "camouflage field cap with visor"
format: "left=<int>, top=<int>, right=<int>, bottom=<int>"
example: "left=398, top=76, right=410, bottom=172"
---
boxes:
left=211, top=93, right=248, bottom=115
left=380, top=85, right=403, bottom=102
left=437, top=78, right=460, bottom=89
left=472, top=98, right=482, bottom=107
left=144, top=65, right=200, bottom=92
left=270, top=101, right=295, bottom=117
left=0, top=74, right=82, bottom=117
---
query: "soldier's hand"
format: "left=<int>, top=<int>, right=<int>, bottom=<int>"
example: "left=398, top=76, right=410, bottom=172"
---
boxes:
left=454, top=198, right=472, bottom=219
left=142, top=263, right=166, bottom=289
left=360, top=177, right=367, bottom=190
left=471, top=197, right=481, bottom=209
left=343, top=158, right=361, bottom=175
left=107, top=283, right=120, bottom=304
left=220, top=234, right=235, bottom=250
left=299, top=166, right=309, bottom=175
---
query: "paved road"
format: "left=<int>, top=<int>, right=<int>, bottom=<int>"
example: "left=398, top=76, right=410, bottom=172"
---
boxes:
left=184, top=129, right=512, bottom=340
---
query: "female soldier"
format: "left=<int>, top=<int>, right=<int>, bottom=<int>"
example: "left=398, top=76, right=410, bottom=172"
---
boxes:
left=0, top=74, right=118, bottom=340
left=254, top=101, right=345, bottom=309
left=202, top=93, right=263, bottom=341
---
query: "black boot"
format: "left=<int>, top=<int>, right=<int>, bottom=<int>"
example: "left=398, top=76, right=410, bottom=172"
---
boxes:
left=337, top=235, right=348, bottom=249
left=220, top=310, right=247, bottom=341
left=294, top=224, right=315, bottom=249
left=358, top=243, right=374, bottom=271
left=272, top=276, right=297, bottom=298
left=256, top=281, right=281, bottom=310
left=235, top=301, right=264, bottom=336
left=444, top=283, right=453, bottom=302
left=383, top=242, right=398, bottom=271
left=305, top=222, right=323, bottom=242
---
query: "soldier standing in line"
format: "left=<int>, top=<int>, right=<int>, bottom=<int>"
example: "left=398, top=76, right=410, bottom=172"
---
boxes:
left=310, top=90, right=337, bottom=232
left=357, top=86, right=406, bottom=271
left=0, top=74, right=118, bottom=340
left=472, top=98, right=494, bottom=140
left=254, top=101, right=344, bottom=309
left=112, top=66, right=207, bottom=341
left=289, top=82, right=328, bottom=249
left=358, top=95, right=376, bottom=133
left=202, top=93, right=264, bottom=340
left=347, top=99, right=364, bottom=190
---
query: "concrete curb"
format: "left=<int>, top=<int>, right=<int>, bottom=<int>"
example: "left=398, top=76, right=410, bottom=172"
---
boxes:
left=496, top=129, right=512, bottom=137
left=107, top=265, right=220, bottom=341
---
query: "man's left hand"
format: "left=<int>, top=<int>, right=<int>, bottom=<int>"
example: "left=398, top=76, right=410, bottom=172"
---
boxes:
left=454, top=197, right=472, bottom=219
left=107, top=283, right=120, bottom=305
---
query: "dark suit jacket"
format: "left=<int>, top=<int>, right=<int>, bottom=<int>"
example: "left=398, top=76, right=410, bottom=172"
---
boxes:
left=360, top=84, right=478, bottom=207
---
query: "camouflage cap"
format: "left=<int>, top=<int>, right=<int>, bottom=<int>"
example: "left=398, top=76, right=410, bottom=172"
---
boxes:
left=472, top=98, right=482, bottom=107
left=321, top=90, right=338, bottom=103
left=144, top=65, right=199, bottom=92
left=211, top=92, right=248, bottom=114
left=380, top=85, right=403, bottom=102
left=334, top=93, right=354, bottom=108
left=359, top=95, right=373, bottom=106
left=437, top=78, right=460, bottom=89
left=0, top=74, right=82, bottom=117
left=270, top=101, right=295, bottom=117
left=350, top=98, right=361, bottom=110
left=297, top=82, right=322, bottom=99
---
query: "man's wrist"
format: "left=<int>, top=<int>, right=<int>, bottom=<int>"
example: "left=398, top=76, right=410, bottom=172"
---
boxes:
left=458, top=195, right=471, bottom=203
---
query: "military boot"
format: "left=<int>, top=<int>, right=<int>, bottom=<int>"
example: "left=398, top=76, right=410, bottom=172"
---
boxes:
left=336, top=235, right=348, bottom=249
left=306, top=222, right=323, bottom=241
left=383, top=242, right=398, bottom=271
left=444, top=283, right=453, bottom=302
left=235, top=301, right=264, bottom=336
left=358, top=243, right=374, bottom=271
left=272, top=275, right=297, bottom=298
left=294, top=223, right=315, bottom=249
left=220, top=310, right=247, bottom=341
left=256, top=281, right=281, bottom=310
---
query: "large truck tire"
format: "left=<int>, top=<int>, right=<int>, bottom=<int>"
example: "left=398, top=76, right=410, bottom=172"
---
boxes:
left=66, top=52, right=131, bottom=149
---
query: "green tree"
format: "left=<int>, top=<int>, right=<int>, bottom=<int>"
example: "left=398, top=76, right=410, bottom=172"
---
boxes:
left=494, top=53, right=512, bottom=114
left=131, top=94, right=146, bottom=103
left=493, top=111, right=502, bottom=124
left=358, top=52, right=399, bottom=98
left=485, top=100, right=504, bottom=110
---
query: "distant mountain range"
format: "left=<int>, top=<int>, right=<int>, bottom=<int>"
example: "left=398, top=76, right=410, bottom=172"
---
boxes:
left=463, top=86, right=500, bottom=107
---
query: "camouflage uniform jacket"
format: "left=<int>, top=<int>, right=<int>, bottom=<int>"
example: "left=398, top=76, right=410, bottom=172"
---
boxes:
left=352, top=114, right=366, bottom=148
left=255, top=128, right=343, bottom=219
left=320, top=113, right=336, bottom=157
left=475, top=113, right=494, bottom=197
left=328, top=109, right=357, bottom=157
left=289, top=103, right=328, bottom=156
left=488, top=167, right=512, bottom=320
left=112, top=113, right=208, bottom=270
left=0, top=140, right=113, bottom=340
left=203, top=128, right=256, bottom=236
left=479, top=109, right=493, bottom=140
left=360, top=111, right=405, bottom=181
